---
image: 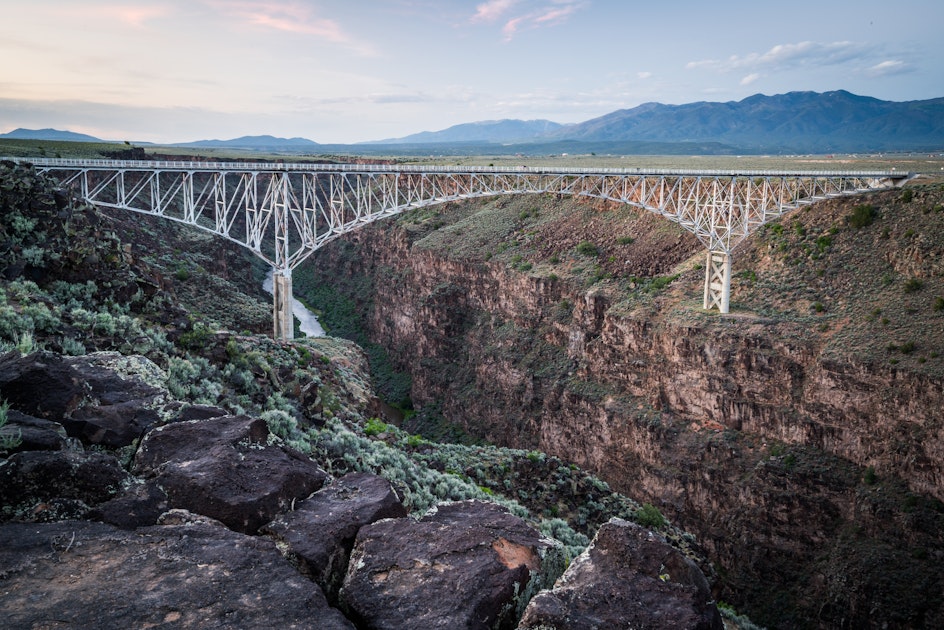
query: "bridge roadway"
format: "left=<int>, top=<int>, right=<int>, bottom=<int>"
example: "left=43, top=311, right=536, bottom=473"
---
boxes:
left=9, top=157, right=911, bottom=340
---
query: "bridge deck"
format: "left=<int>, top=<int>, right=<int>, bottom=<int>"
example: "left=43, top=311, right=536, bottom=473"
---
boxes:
left=7, top=157, right=905, bottom=179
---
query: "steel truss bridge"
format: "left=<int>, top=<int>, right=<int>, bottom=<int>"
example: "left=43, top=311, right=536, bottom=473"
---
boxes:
left=13, top=158, right=910, bottom=340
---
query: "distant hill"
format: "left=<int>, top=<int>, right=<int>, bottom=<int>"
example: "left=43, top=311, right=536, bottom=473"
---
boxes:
left=172, top=135, right=320, bottom=150
left=366, top=119, right=565, bottom=145
left=540, top=91, right=944, bottom=152
left=0, top=128, right=105, bottom=142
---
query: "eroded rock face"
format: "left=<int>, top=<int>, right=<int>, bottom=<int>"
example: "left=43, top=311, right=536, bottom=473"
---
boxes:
left=519, top=518, right=722, bottom=630
left=340, top=500, right=566, bottom=630
left=263, top=471, right=408, bottom=602
left=0, top=519, right=354, bottom=629
left=133, top=415, right=329, bottom=533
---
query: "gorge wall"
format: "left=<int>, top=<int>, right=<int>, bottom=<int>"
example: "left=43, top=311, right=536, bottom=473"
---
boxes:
left=298, top=188, right=944, bottom=629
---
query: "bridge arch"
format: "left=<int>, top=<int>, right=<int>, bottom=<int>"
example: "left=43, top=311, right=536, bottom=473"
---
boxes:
left=14, top=158, right=909, bottom=339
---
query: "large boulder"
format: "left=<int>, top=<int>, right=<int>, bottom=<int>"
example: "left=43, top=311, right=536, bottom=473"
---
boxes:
left=133, top=414, right=329, bottom=533
left=340, top=500, right=566, bottom=630
left=58, top=352, right=166, bottom=447
left=263, top=471, right=408, bottom=601
left=518, top=518, right=723, bottom=630
left=0, top=518, right=355, bottom=629
left=0, top=350, right=166, bottom=448
left=0, top=450, right=131, bottom=523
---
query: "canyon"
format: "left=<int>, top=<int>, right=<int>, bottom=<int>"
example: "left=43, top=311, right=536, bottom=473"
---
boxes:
left=297, top=185, right=944, bottom=628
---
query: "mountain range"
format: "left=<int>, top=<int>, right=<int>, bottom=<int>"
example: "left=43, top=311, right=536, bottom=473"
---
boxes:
left=3, top=91, right=942, bottom=154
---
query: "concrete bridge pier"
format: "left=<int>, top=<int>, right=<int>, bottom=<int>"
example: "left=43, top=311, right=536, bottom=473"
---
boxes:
left=272, top=268, right=294, bottom=341
left=703, top=250, right=731, bottom=313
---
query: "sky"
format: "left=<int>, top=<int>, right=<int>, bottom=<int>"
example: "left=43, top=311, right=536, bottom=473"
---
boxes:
left=1, top=0, right=941, bottom=144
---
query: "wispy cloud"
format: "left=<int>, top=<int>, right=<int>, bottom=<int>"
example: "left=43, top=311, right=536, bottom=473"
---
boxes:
left=687, top=40, right=869, bottom=73
left=64, top=4, right=172, bottom=29
left=472, top=0, right=519, bottom=22
left=867, top=60, right=912, bottom=77
left=472, top=0, right=586, bottom=41
left=207, top=1, right=375, bottom=55
left=113, top=6, right=170, bottom=28
left=740, top=73, right=761, bottom=86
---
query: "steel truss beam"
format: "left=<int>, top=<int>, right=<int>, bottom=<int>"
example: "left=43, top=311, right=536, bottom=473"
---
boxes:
left=18, top=158, right=909, bottom=339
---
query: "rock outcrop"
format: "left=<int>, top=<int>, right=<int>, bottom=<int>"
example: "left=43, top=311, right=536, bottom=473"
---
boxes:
left=133, top=414, right=329, bottom=533
left=263, top=471, right=408, bottom=601
left=520, top=518, right=722, bottom=630
left=340, top=500, right=567, bottom=629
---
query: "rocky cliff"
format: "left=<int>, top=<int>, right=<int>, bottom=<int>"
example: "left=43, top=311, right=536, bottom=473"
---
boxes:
left=298, top=185, right=944, bottom=628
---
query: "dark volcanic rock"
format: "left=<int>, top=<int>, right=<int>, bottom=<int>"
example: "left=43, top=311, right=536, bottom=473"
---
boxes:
left=263, top=471, right=408, bottom=601
left=0, top=350, right=166, bottom=448
left=0, top=350, right=86, bottom=420
left=133, top=414, right=329, bottom=533
left=0, top=408, right=68, bottom=453
left=63, top=399, right=161, bottom=447
left=0, top=450, right=131, bottom=522
left=59, top=352, right=165, bottom=447
left=340, top=499, right=565, bottom=630
left=0, top=519, right=355, bottom=629
left=87, top=479, right=169, bottom=529
left=519, top=518, right=722, bottom=630
left=173, top=403, right=230, bottom=422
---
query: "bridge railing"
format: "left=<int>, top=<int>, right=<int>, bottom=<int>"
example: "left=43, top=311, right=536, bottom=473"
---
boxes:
left=6, top=157, right=906, bottom=179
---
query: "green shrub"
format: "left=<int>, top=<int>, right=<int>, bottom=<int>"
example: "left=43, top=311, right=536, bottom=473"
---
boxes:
left=933, top=297, right=944, bottom=311
left=864, top=466, right=877, bottom=485
left=364, top=417, right=389, bottom=436
left=617, top=236, right=635, bottom=245
left=179, top=321, right=215, bottom=349
left=847, top=204, right=877, bottom=228
left=649, top=274, right=679, bottom=292
left=0, top=400, right=23, bottom=453
left=635, top=502, right=666, bottom=529
left=901, top=189, right=914, bottom=203
left=903, top=278, right=924, bottom=294
left=261, top=409, right=297, bottom=440
left=575, top=241, right=599, bottom=257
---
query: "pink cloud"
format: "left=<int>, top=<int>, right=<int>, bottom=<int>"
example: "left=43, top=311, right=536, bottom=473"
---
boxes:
left=219, top=1, right=348, bottom=40
left=473, top=0, right=519, bottom=23
left=68, top=5, right=171, bottom=29
left=483, top=1, right=585, bottom=42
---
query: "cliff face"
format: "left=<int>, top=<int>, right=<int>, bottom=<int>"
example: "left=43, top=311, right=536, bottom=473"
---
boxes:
left=299, top=188, right=944, bottom=628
